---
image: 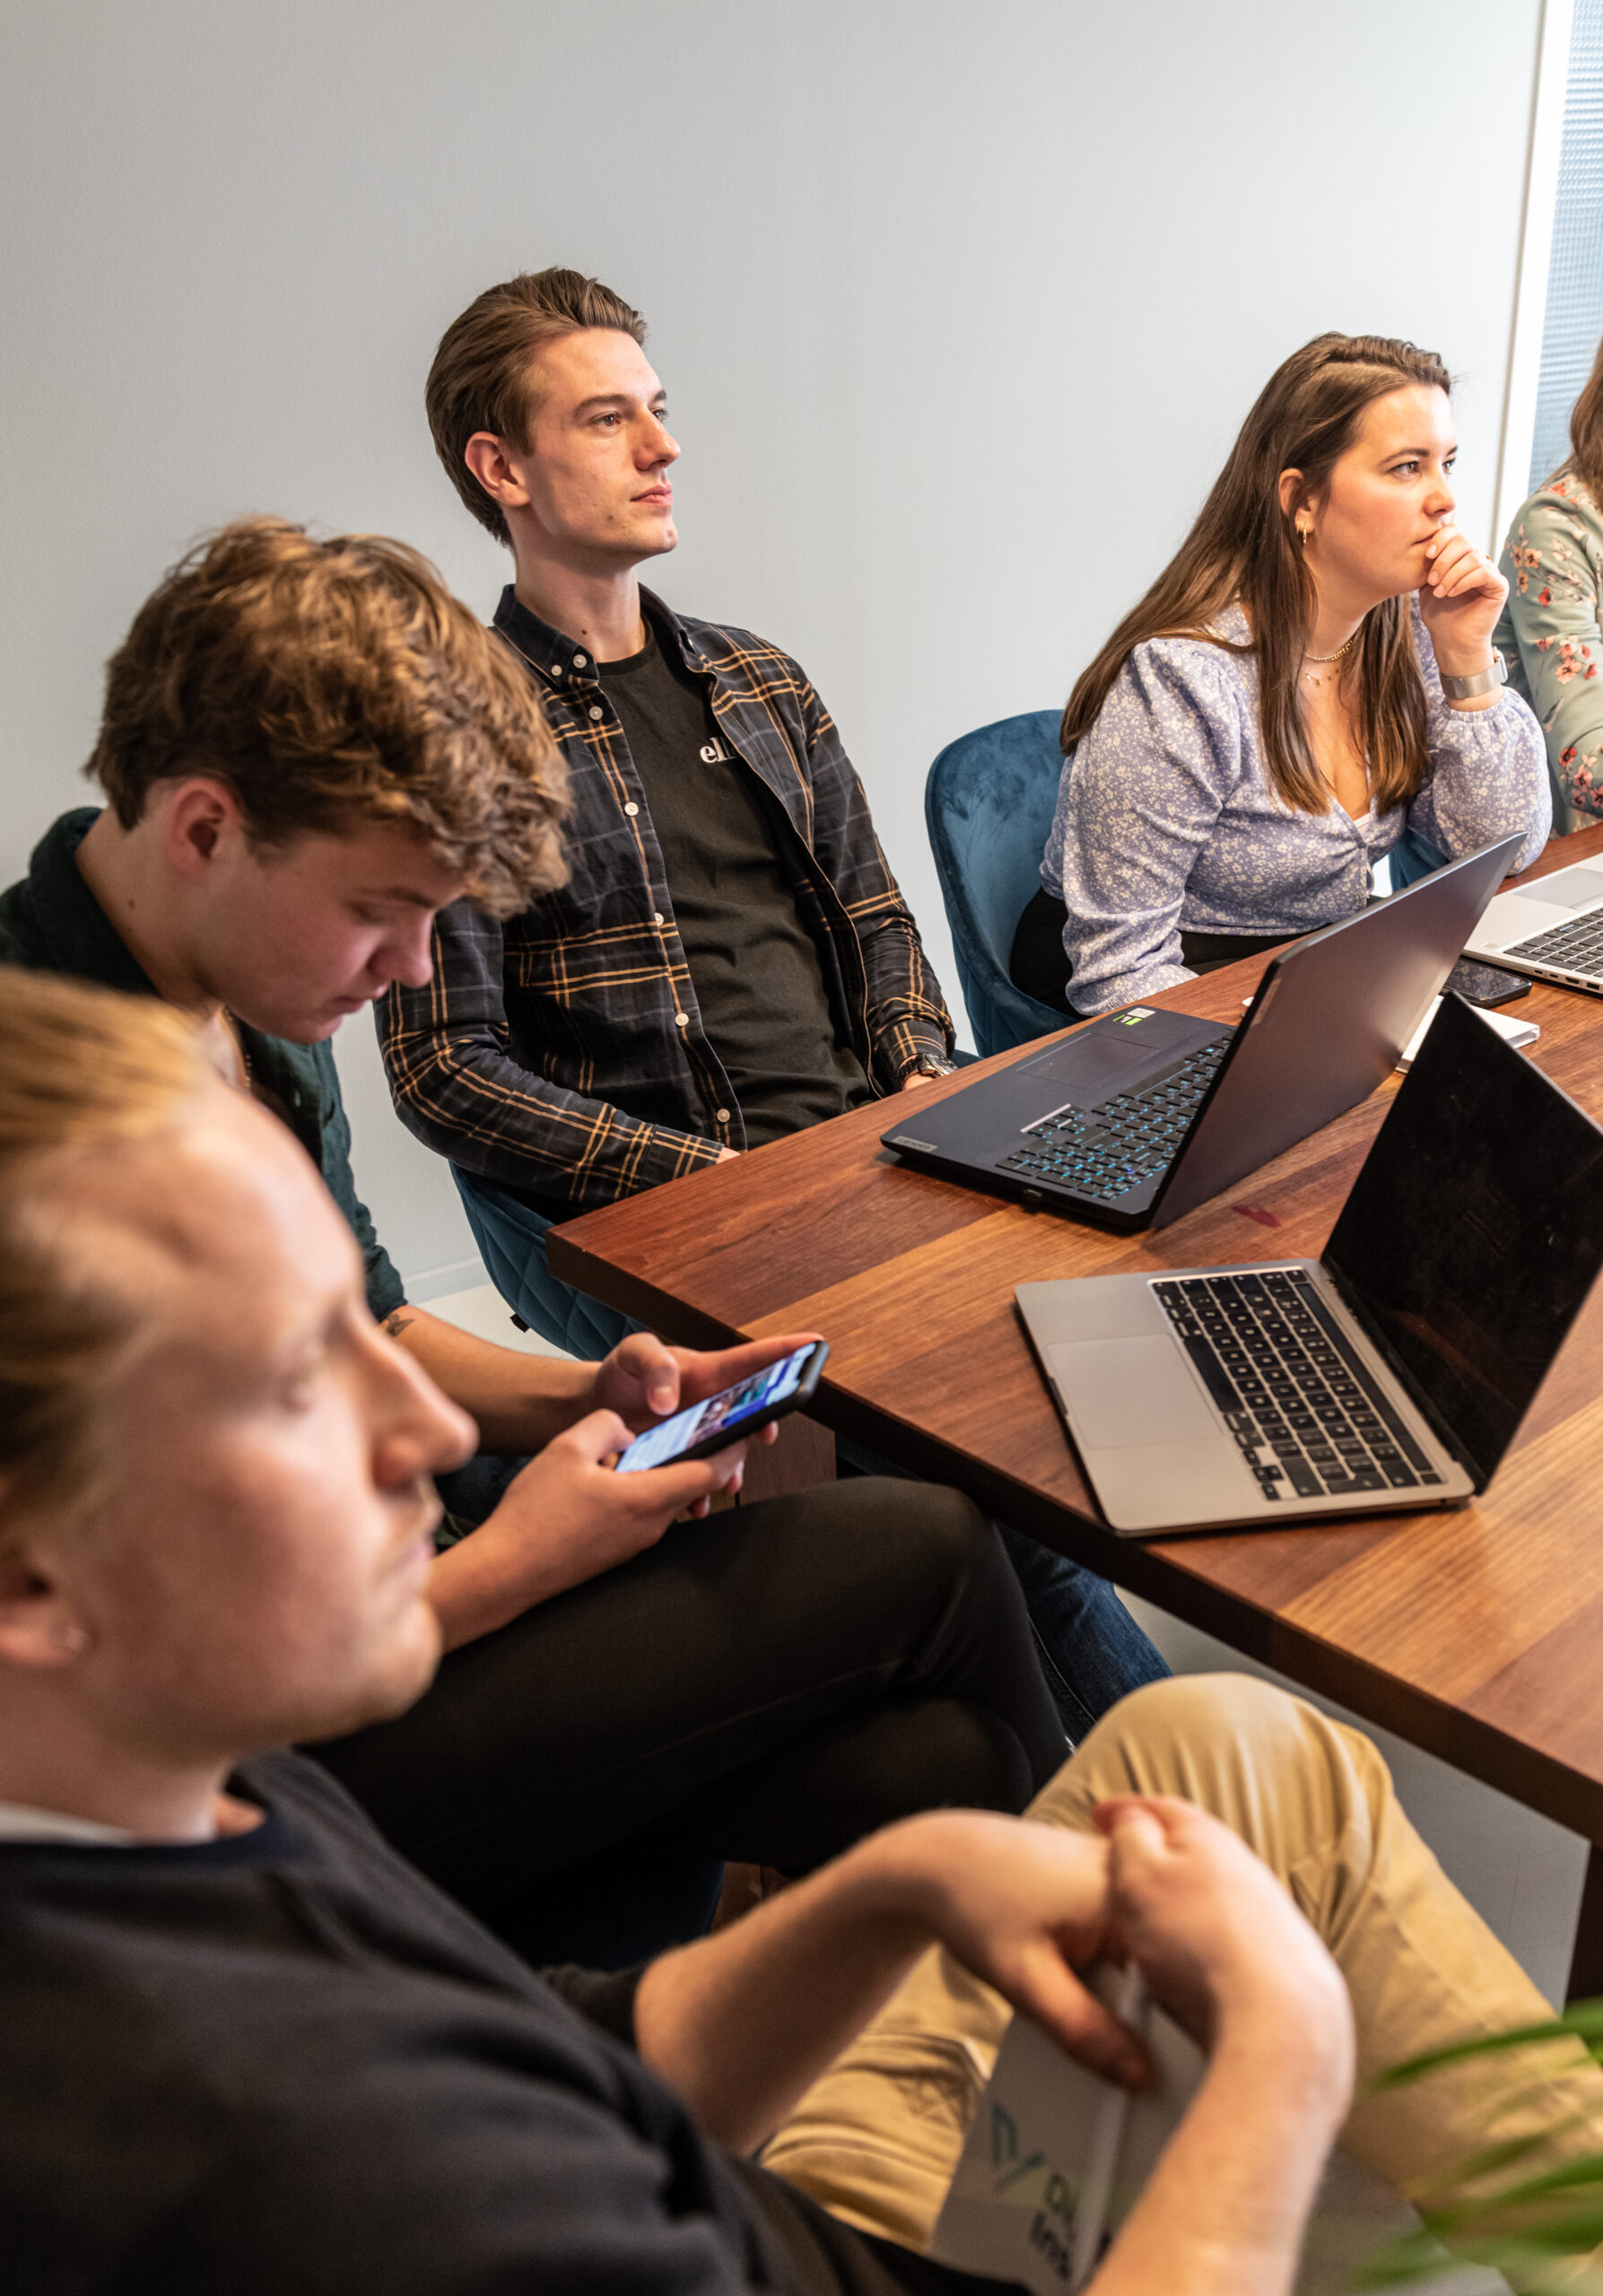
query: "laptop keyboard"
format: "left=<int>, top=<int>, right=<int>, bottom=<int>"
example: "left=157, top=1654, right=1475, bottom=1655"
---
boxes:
left=1501, top=911, right=1603, bottom=980
left=1151, top=1269, right=1443, bottom=1504
left=998, top=1037, right=1232, bottom=1202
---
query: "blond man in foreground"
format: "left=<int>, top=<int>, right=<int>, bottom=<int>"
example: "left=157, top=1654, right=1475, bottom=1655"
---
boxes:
left=4, top=967, right=1602, bottom=2296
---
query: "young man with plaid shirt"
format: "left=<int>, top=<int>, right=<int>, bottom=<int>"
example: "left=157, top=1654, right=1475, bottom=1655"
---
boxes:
left=380, top=267, right=1166, bottom=1736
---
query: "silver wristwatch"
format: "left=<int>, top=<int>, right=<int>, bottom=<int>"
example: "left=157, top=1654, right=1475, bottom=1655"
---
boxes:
left=914, top=1055, right=959, bottom=1079
left=1440, top=648, right=1507, bottom=701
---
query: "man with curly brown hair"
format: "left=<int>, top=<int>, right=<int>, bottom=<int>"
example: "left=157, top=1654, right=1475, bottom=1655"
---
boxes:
left=4, top=516, right=582, bottom=1442
left=0, top=517, right=1073, bottom=1967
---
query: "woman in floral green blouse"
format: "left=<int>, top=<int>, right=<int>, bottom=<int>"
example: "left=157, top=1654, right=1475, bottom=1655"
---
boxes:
left=1495, top=337, right=1603, bottom=831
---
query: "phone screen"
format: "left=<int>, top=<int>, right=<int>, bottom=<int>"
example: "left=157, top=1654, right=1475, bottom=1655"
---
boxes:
left=614, top=1345, right=816, bottom=1473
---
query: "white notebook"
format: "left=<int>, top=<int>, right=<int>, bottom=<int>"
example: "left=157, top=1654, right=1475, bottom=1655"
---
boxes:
left=928, top=1970, right=1436, bottom=2295
left=1397, top=996, right=1538, bottom=1070
left=929, top=1969, right=1202, bottom=2292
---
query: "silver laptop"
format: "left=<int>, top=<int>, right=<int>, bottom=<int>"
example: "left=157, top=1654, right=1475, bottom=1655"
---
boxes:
left=1464, top=853, right=1603, bottom=991
left=1016, top=993, right=1603, bottom=1534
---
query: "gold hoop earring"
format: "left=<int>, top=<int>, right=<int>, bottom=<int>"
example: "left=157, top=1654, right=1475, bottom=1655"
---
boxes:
left=1297, top=523, right=1312, bottom=547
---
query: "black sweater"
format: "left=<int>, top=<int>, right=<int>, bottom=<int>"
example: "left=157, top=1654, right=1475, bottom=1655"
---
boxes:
left=0, top=1750, right=1014, bottom=2295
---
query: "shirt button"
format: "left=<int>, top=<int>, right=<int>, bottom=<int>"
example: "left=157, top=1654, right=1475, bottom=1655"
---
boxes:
left=675, top=1012, right=689, bottom=1028
left=589, top=705, right=604, bottom=722
left=651, top=910, right=665, bottom=926
left=623, top=801, right=640, bottom=816
left=715, top=1107, right=731, bottom=1123
left=573, top=653, right=587, bottom=667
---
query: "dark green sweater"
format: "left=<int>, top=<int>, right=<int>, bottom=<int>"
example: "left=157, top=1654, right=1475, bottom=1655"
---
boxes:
left=0, top=810, right=405, bottom=1319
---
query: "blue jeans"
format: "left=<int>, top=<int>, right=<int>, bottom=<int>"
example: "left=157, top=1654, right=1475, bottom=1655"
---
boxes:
left=994, top=1519, right=1168, bottom=1740
left=457, top=1166, right=1169, bottom=1744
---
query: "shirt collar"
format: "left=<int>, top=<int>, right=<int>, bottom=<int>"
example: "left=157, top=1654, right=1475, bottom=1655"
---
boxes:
left=492, top=585, right=705, bottom=687
left=0, top=1801, right=133, bottom=1846
left=22, top=810, right=294, bottom=1086
left=24, top=809, right=161, bottom=998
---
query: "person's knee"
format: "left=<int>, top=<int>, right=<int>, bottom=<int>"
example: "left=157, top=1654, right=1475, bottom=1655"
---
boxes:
left=1093, top=1669, right=1304, bottom=1755
left=1028, top=1670, right=1393, bottom=1861
left=828, top=1480, right=1001, bottom=1612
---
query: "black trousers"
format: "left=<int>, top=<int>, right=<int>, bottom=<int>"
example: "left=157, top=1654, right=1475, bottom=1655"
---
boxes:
left=313, top=1480, right=1066, bottom=1955
left=1010, top=886, right=1294, bottom=1013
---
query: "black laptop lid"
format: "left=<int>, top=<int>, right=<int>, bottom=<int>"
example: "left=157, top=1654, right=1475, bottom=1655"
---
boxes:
left=1325, top=992, right=1603, bottom=1488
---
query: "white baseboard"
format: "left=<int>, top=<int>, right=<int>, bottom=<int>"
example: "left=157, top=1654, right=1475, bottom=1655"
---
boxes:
left=401, top=1253, right=487, bottom=1304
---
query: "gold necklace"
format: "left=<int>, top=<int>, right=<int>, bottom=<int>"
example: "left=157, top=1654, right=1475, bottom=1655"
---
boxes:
left=1302, top=630, right=1361, bottom=689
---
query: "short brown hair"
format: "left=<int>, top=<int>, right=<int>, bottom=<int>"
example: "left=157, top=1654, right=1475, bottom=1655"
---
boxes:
left=0, top=970, right=211, bottom=1519
left=88, top=517, right=570, bottom=918
left=426, top=267, right=647, bottom=544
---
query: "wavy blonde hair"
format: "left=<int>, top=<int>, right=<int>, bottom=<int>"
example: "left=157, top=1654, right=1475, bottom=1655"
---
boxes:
left=0, top=970, right=213, bottom=1518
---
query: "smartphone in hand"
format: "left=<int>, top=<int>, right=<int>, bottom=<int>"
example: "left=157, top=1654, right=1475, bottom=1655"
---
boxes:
left=614, top=1342, right=830, bottom=1473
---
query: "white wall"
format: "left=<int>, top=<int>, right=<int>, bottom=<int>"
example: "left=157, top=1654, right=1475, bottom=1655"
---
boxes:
left=1, top=0, right=1543, bottom=1288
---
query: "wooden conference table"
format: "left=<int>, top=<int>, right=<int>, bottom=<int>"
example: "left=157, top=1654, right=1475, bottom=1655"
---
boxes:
left=550, top=821, right=1603, bottom=1995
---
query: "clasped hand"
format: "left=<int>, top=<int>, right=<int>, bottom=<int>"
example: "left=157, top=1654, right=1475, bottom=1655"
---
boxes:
left=1418, top=522, right=1507, bottom=675
left=883, top=1795, right=1353, bottom=2093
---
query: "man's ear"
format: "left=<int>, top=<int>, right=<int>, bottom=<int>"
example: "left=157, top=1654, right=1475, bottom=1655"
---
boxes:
left=463, top=432, right=532, bottom=513
left=0, top=1497, right=91, bottom=1674
left=157, top=779, right=248, bottom=889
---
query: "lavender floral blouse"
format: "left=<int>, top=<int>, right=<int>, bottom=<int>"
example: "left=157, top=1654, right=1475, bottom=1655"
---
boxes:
left=1495, top=473, right=1603, bottom=833
left=1040, top=602, right=1550, bottom=1016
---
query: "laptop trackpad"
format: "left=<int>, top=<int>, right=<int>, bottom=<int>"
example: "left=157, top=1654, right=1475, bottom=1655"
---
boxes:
left=1047, top=1337, right=1217, bottom=1448
left=1512, top=863, right=1603, bottom=909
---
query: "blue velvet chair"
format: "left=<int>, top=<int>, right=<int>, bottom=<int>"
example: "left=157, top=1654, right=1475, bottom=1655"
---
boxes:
left=925, top=710, right=1070, bottom=1057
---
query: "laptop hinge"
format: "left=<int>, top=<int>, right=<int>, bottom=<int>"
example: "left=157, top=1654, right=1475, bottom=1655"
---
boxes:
left=1312, top=1263, right=1485, bottom=1489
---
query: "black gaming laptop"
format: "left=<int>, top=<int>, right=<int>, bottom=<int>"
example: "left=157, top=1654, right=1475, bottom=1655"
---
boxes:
left=882, top=834, right=1521, bottom=1233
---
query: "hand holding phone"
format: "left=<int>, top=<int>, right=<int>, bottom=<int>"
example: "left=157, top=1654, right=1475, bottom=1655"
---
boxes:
left=431, top=1408, right=751, bottom=1641
left=615, top=1343, right=829, bottom=1473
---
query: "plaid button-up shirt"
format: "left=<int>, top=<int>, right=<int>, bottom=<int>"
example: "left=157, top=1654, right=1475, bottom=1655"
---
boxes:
left=381, top=587, right=954, bottom=1216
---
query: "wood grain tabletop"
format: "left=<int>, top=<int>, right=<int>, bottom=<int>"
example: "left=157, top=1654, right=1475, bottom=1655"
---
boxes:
left=549, top=824, right=1603, bottom=1844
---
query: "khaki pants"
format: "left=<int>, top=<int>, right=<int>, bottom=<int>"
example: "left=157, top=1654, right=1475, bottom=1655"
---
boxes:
left=763, top=1675, right=1603, bottom=2283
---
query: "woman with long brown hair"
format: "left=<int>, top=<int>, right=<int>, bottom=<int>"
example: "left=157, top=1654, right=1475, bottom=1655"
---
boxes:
left=1012, top=333, right=1549, bottom=1018
left=1494, top=333, right=1603, bottom=832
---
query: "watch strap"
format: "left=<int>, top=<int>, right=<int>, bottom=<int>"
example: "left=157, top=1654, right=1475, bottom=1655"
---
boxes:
left=1441, top=648, right=1507, bottom=701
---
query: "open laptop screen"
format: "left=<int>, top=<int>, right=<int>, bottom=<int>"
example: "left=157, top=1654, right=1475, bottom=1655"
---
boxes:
left=1325, top=994, right=1603, bottom=1488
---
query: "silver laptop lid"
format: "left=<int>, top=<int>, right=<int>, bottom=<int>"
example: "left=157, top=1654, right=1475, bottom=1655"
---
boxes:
left=1151, top=832, right=1522, bottom=1228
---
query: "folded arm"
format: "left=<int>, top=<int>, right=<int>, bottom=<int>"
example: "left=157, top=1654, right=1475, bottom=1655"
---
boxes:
left=1085, top=1799, right=1354, bottom=2296
left=633, top=1810, right=1131, bottom=2157
left=640, top=1790, right=1352, bottom=2296
left=1408, top=613, right=1552, bottom=868
left=379, top=904, right=723, bottom=1214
